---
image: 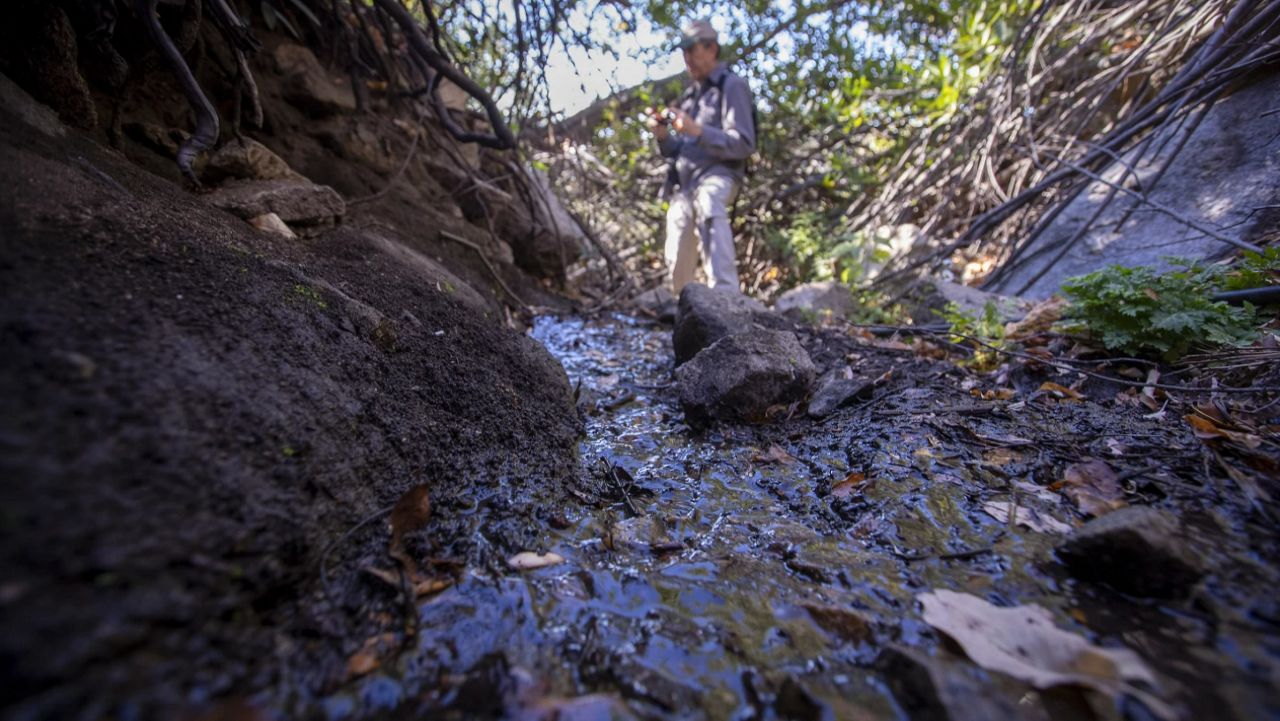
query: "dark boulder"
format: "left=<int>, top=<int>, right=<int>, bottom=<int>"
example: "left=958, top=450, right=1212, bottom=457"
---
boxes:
left=676, top=328, right=816, bottom=424
left=1055, top=506, right=1204, bottom=598
left=672, top=283, right=785, bottom=365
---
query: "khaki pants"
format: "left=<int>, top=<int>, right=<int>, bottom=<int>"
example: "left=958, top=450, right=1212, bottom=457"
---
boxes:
left=665, top=174, right=739, bottom=294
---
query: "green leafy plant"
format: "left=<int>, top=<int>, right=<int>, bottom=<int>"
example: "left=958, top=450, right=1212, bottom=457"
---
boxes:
left=938, top=300, right=1006, bottom=369
left=1220, top=247, right=1280, bottom=291
left=1060, top=258, right=1273, bottom=360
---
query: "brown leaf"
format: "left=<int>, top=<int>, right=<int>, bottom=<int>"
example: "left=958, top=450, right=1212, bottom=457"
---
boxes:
left=752, top=444, right=797, bottom=465
left=868, top=337, right=913, bottom=351
left=830, top=472, right=867, bottom=499
left=1060, top=459, right=1126, bottom=516
left=970, top=387, right=1017, bottom=401
left=389, top=485, right=431, bottom=571
left=345, top=632, right=397, bottom=680
left=918, top=590, right=1174, bottom=720
left=1185, top=414, right=1263, bottom=450
left=390, top=485, right=432, bottom=540
left=346, top=651, right=379, bottom=679
left=1038, top=381, right=1083, bottom=401
left=1004, top=296, right=1066, bottom=339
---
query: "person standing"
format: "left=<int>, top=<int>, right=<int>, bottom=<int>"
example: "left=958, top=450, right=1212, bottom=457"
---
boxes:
left=645, top=18, right=756, bottom=295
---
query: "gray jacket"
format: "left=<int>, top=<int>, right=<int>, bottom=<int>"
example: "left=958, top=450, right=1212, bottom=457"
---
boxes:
left=658, top=63, right=756, bottom=190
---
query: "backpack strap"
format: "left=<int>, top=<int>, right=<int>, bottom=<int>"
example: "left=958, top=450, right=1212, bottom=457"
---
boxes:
left=711, top=72, right=757, bottom=145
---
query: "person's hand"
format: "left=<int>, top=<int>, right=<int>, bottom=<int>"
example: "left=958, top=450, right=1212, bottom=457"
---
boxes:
left=671, top=109, right=702, bottom=137
left=643, top=106, right=670, bottom=140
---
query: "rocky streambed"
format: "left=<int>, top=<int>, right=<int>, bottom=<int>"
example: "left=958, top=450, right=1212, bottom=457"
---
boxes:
left=318, top=308, right=1278, bottom=721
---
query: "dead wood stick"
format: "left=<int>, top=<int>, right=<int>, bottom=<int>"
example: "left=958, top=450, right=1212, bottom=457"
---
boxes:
left=350, top=129, right=422, bottom=206
left=438, top=230, right=529, bottom=310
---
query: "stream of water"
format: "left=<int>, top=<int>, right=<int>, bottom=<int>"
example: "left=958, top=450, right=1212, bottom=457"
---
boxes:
left=319, top=312, right=1276, bottom=721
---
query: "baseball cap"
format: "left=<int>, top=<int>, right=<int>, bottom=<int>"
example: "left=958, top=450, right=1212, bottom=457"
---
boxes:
left=675, top=18, right=718, bottom=50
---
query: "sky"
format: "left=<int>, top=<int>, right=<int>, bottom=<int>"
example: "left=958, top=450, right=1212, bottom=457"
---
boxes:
left=543, top=15, right=686, bottom=117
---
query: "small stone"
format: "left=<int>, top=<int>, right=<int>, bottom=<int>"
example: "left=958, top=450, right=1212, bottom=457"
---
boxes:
left=1055, top=506, right=1204, bottom=598
left=207, top=179, right=345, bottom=226
left=248, top=213, right=296, bottom=238
left=675, top=328, right=816, bottom=425
left=807, top=366, right=872, bottom=418
left=799, top=602, right=874, bottom=644
left=773, top=281, right=855, bottom=318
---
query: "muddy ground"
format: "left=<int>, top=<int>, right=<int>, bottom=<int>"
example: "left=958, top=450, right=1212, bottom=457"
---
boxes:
left=0, top=74, right=582, bottom=719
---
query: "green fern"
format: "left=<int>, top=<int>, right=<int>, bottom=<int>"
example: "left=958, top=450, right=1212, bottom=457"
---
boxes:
left=1060, top=257, right=1274, bottom=360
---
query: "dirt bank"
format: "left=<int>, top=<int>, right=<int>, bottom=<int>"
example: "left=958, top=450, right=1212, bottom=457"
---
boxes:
left=0, top=77, right=579, bottom=718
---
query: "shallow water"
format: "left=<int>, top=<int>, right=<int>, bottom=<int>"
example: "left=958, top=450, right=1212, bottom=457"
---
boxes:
left=323, top=312, right=1279, bottom=721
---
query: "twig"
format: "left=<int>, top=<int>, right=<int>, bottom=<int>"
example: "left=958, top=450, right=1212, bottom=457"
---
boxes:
left=1039, top=149, right=1263, bottom=253
left=843, top=322, right=1280, bottom=394
left=319, top=503, right=396, bottom=589
left=438, top=230, right=529, bottom=310
left=602, top=460, right=639, bottom=517
left=873, top=404, right=1000, bottom=418
left=950, top=330, right=1280, bottom=394
left=350, top=130, right=422, bottom=206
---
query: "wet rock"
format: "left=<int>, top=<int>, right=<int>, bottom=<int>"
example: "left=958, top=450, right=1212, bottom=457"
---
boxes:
left=249, top=213, right=296, bottom=239
left=806, top=366, right=872, bottom=418
left=272, top=43, right=357, bottom=117
left=672, top=283, right=786, bottom=365
left=773, top=676, right=826, bottom=721
left=610, top=515, right=678, bottom=553
left=631, top=286, right=676, bottom=322
left=676, top=328, right=816, bottom=424
left=799, top=602, right=874, bottom=644
left=1055, top=506, right=1204, bottom=598
left=483, top=165, right=584, bottom=282
left=0, top=4, right=96, bottom=131
left=609, top=656, right=700, bottom=711
left=206, top=138, right=307, bottom=184
left=878, top=645, right=1050, bottom=721
left=773, top=281, right=855, bottom=319
left=207, top=179, right=345, bottom=231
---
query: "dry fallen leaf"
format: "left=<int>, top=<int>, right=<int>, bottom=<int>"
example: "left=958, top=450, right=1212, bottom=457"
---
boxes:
left=508, top=551, right=566, bottom=570
left=752, top=444, right=797, bottom=465
left=1105, top=438, right=1129, bottom=456
left=830, top=472, right=867, bottom=499
left=970, top=387, right=1017, bottom=401
left=389, top=484, right=432, bottom=573
left=919, top=590, right=1174, bottom=720
left=1059, top=458, right=1126, bottom=517
left=1039, top=381, right=1084, bottom=401
left=1185, top=414, right=1263, bottom=450
left=345, top=632, right=397, bottom=681
left=1004, top=296, right=1066, bottom=339
left=982, top=500, right=1072, bottom=534
left=982, top=447, right=1022, bottom=466
left=346, top=651, right=379, bottom=679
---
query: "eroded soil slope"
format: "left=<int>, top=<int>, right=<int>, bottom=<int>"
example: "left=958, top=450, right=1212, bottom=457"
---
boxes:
left=0, top=88, right=579, bottom=718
